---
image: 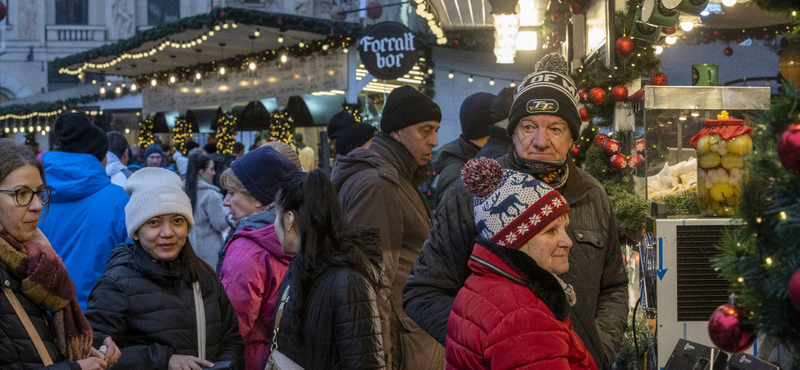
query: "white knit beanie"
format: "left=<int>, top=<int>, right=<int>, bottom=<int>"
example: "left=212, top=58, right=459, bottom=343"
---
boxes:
left=124, top=167, right=194, bottom=240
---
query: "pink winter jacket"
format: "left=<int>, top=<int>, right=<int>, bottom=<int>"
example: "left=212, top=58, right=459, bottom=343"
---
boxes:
left=220, top=224, right=293, bottom=370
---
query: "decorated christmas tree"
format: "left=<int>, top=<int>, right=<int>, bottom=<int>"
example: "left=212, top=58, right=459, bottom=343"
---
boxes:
left=269, top=109, right=294, bottom=143
left=712, top=83, right=800, bottom=364
left=172, top=116, right=193, bottom=153
left=138, top=116, right=155, bottom=148
left=215, top=113, right=237, bottom=154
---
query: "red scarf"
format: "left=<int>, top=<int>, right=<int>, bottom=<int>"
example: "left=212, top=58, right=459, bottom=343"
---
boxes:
left=0, top=229, right=92, bottom=361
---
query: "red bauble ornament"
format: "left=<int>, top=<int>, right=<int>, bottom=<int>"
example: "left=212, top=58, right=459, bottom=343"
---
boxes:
left=702, top=37, right=712, bottom=44
left=580, top=107, right=592, bottom=122
left=611, top=85, right=629, bottom=102
left=610, top=154, right=627, bottom=171
left=563, top=11, right=572, bottom=19
left=616, top=37, right=634, bottom=55
left=724, top=47, right=734, bottom=57
left=651, top=72, right=668, bottom=86
left=663, top=26, right=676, bottom=35
left=737, top=37, right=744, bottom=43
left=628, top=154, right=644, bottom=169
left=603, top=139, right=621, bottom=156
left=0, top=2, right=7, bottom=22
left=765, top=33, right=774, bottom=41
left=708, top=298, right=756, bottom=353
left=578, top=90, right=589, bottom=104
left=366, top=2, right=383, bottom=19
left=551, top=13, right=563, bottom=22
left=589, top=87, right=606, bottom=104
left=789, top=269, right=800, bottom=311
left=635, top=139, right=645, bottom=154
left=778, top=122, right=800, bottom=173
left=569, top=1, right=584, bottom=15
left=593, top=133, right=610, bottom=147
left=713, top=30, right=721, bottom=37
left=220, top=11, right=226, bottom=18
left=570, top=146, right=580, bottom=156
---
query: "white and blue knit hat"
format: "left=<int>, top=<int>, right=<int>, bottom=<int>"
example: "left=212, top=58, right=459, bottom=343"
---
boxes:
left=462, top=157, right=569, bottom=249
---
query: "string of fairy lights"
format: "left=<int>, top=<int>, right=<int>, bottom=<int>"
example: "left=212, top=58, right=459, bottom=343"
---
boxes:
left=436, top=65, right=521, bottom=88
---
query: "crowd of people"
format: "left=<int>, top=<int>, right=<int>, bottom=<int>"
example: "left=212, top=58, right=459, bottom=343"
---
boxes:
left=0, top=53, right=628, bottom=370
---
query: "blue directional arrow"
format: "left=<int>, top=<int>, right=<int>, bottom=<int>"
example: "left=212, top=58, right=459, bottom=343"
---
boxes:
left=657, top=237, right=668, bottom=280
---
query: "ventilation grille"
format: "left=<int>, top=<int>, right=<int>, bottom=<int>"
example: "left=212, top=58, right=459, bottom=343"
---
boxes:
left=676, top=225, right=735, bottom=322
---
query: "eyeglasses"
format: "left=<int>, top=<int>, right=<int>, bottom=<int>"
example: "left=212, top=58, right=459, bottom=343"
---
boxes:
left=0, top=187, right=52, bottom=207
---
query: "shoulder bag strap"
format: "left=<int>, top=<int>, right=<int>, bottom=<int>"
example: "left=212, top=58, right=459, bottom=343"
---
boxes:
left=270, top=286, right=291, bottom=353
left=2, top=285, right=54, bottom=365
left=192, top=281, right=206, bottom=360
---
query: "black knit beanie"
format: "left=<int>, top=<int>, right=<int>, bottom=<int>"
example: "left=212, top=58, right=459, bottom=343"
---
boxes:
left=380, top=85, right=441, bottom=133
left=328, top=111, right=357, bottom=139
left=336, top=122, right=377, bottom=156
left=507, top=54, right=581, bottom=139
left=144, top=144, right=163, bottom=158
left=459, top=92, right=497, bottom=140
left=490, top=87, right=515, bottom=122
left=231, top=146, right=298, bottom=205
left=54, top=112, right=109, bottom=162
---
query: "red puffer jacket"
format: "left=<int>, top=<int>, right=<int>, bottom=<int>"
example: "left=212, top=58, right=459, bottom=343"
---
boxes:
left=446, top=239, right=598, bottom=370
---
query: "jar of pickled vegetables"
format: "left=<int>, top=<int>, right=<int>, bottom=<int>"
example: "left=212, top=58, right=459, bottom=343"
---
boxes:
left=690, top=111, right=752, bottom=216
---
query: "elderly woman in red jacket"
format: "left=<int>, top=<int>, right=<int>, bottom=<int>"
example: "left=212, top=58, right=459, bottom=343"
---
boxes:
left=446, top=158, right=597, bottom=370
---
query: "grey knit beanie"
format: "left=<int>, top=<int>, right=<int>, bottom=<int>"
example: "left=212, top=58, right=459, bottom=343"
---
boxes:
left=265, top=141, right=303, bottom=171
left=124, top=167, right=194, bottom=240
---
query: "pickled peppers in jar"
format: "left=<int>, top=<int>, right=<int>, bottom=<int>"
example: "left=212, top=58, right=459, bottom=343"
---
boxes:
left=690, top=111, right=752, bottom=216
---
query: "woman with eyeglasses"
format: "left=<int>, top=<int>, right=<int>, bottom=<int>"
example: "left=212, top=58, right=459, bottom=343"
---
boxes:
left=0, top=138, right=121, bottom=370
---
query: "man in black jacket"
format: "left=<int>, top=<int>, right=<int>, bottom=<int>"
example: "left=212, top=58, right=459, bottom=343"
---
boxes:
left=403, top=54, right=629, bottom=370
left=476, top=87, right=514, bottom=160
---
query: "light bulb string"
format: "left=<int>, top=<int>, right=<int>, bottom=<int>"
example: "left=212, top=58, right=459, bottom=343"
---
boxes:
left=435, top=64, right=521, bottom=84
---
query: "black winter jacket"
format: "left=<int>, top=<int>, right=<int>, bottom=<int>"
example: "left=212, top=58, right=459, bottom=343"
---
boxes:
left=0, top=268, right=80, bottom=370
left=273, top=232, right=385, bottom=370
left=403, top=154, right=629, bottom=370
left=85, top=243, right=244, bottom=370
left=432, top=136, right=479, bottom=205
left=476, top=126, right=513, bottom=160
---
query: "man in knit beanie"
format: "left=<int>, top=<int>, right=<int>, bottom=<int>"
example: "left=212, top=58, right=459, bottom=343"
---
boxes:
left=327, top=111, right=377, bottom=157
left=432, top=92, right=496, bottom=204
left=404, top=54, right=628, bottom=370
left=331, top=85, right=444, bottom=370
left=39, top=112, right=130, bottom=310
left=476, top=87, right=515, bottom=160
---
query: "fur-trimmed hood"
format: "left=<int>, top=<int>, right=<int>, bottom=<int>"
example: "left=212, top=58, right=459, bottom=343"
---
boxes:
left=470, top=238, right=570, bottom=321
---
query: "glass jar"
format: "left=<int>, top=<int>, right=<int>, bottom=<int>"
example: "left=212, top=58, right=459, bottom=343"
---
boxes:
left=691, top=111, right=752, bottom=216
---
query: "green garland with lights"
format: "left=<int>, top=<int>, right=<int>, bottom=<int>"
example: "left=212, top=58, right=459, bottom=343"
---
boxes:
left=215, top=113, right=237, bottom=154
left=712, top=82, right=800, bottom=365
left=138, top=117, right=155, bottom=148
left=173, top=116, right=193, bottom=153
left=53, top=7, right=363, bottom=70
left=269, top=109, right=294, bottom=143
left=572, top=0, right=661, bottom=126
left=0, top=88, right=140, bottom=121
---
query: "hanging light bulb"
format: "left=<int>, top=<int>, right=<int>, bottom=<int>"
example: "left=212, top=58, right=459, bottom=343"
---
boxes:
left=151, top=79, right=157, bottom=86
left=299, top=40, right=305, bottom=48
left=45, top=126, right=50, bottom=132
left=510, top=81, right=516, bottom=87
left=665, top=36, right=677, bottom=44
left=13, top=127, right=17, bottom=133
left=115, top=86, right=122, bottom=94
left=468, top=75, right=474, bottom=82
left=196, top=72, right=202, bottom=80
left=254, top=29, right=260, bottom=37
left=131, top=83, right=138, bottom=92
left=721, top=0, right=736, bottom=6
left=3, top=127, right=8, bottom=133
left=125, top=128, right=130, bottom=134
left=448, top=71, right=454, bottom=79
left=680, top=21, right=694, bottom=31
left=278, top=35, right=284, bottom=43
left=99, top=87, right=106, bottom=94
left=36, top=125, right=41, bottom=131
left=170, top=76, right=176, bottom=83
left=489, top=79, right=495, bottom=85
left=249, top=62, right=256, bottom=70
left=220, top=67, right=226, bottom=75
left=280, top=54, right=288, bottom=63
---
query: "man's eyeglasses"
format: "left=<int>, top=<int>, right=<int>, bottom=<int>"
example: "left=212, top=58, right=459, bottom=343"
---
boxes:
left=0, top=187, right=52, bottom=207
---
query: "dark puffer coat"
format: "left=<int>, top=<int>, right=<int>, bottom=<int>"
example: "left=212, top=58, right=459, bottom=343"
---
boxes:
left=273, top=231, right=385, bottom=370
left=85, top=243, right=244, bottom=370
left=432, top=136, right=479, bottom=205
left=403, top=153, right=629, bottom=370
left=0, top=268, right=79, bottom=370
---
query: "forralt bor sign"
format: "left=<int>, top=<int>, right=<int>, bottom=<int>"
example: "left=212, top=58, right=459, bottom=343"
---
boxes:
left=358, top=22, right=417, bottom=80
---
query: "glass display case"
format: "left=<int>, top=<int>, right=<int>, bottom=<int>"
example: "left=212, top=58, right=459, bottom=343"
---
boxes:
left=633, top=86, right=770, bottom=209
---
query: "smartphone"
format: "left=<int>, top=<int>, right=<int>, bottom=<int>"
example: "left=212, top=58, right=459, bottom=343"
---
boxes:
left=201, top=360, right=231, bottom=370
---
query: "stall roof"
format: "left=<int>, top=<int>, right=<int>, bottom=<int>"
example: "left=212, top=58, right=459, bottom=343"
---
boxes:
left=54, top=7, right=362, bottom=78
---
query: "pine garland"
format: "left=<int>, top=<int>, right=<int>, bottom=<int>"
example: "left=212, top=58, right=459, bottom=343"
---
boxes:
left=0, top=88, right=139, bottom=119
left=711, top=82, right=800, bottom=366
left=342, top=102, right=362, bottom=123
left=572, top=0, right=661, bottom=126
left=215, top=113, right=237, bottom=154
left=269, top=109, right=294, bottom=143
left=138, top=117, right=155, bottom=148
left=615, top=311, right=656, bottom=370
left=419, top=46, right=436, bottom=99
left=173, top=116, right=192, bottom=153
left=652, top=191, right=700, bottom=215
left=573, top=122, right=599, bottom=167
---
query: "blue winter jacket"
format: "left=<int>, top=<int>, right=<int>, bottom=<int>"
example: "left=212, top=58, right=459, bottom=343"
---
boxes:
left=38, top=151, right=130, bottom=311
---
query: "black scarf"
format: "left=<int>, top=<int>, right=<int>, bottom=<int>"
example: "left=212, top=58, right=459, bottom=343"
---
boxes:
left=511, top=149, right=569, bottom=189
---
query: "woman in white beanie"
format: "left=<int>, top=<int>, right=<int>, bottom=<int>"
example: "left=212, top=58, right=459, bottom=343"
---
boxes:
left=84, top=168, right=244, bottom=370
